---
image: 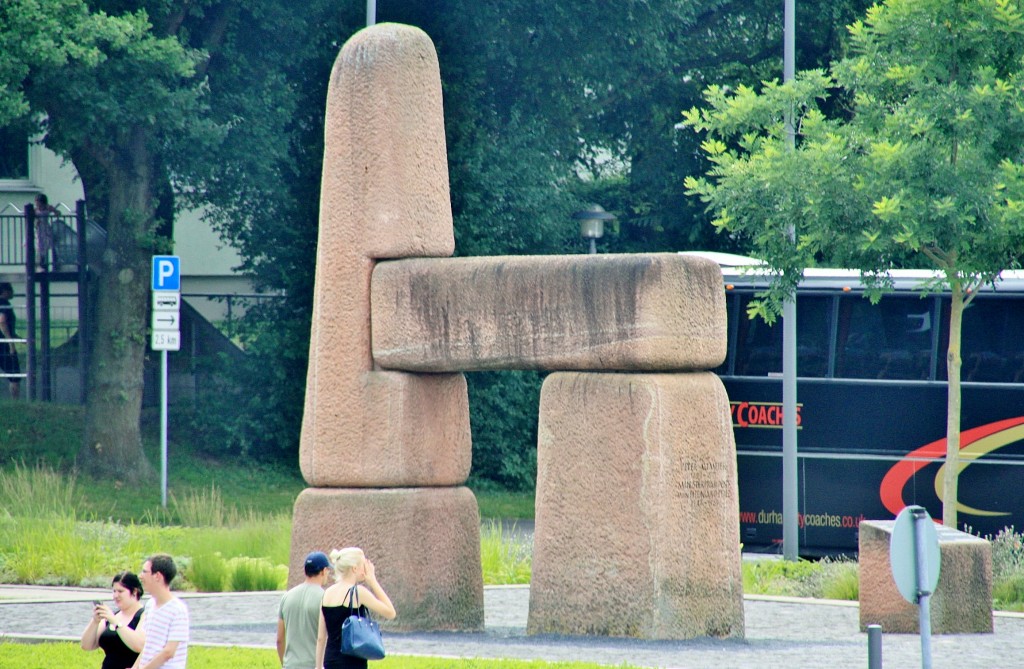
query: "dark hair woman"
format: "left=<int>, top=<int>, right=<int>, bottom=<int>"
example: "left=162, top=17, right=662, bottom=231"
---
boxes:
left=80, top=571, right=146, bottom=669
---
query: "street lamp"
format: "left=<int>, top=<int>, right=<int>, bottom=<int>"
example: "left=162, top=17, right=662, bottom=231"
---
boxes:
left=573, top=204, right=615, bottom=255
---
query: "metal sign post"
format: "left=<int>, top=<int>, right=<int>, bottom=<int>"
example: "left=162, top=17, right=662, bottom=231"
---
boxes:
left=890, top=505, right=941, bottom=669
left=151, top=256, right=181, bottom=508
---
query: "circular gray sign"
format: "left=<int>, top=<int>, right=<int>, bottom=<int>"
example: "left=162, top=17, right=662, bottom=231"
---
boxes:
left=890, top=505, right=941, bottom=604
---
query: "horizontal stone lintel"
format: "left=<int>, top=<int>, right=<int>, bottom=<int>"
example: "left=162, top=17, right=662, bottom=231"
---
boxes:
left=370, top=253, right=726, bottom=372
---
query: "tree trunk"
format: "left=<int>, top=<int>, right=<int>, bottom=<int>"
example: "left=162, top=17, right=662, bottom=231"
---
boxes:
left=942, top=284, right=965, bottom=528
left=77, top=127, right=157, bottom=483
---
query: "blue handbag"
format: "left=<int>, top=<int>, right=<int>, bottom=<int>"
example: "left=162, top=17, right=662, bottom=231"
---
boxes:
left=341, top=585, right=385, bottom=660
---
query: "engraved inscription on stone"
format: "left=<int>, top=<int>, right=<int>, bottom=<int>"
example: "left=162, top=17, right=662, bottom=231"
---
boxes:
left=680, top=458, right=729, bottom=508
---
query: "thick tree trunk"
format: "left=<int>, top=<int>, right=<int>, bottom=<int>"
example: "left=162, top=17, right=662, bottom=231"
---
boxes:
left=942, top=285, right=965, bottom=528
left=77, top=128, right=157, bottom=483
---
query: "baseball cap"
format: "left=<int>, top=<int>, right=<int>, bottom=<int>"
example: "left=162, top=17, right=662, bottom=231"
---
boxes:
left=304, top=551, right=331, bottom=576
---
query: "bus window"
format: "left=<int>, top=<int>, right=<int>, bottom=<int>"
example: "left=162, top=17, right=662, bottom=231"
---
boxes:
left=836, top=295, right=933, bottom=380
left=796, top=296, right=831, bottom=378
left=730, top=294, right=831, bottom=377
left=733, top=294, right=780, bottom=376
left=939, top=297, right=1024, bottom=383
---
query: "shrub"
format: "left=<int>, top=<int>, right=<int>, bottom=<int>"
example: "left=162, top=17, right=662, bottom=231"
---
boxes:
left=819, top=557, right=859, bottom=600
left=187, top=552, right=229, bottom=592
left=227, top=557, right=287, bottom=591
left=988, top=526, right=1024, bottom=610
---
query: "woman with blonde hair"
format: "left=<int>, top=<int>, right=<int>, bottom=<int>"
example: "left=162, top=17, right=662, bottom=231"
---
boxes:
left=315, top=547, right=396, bottom=669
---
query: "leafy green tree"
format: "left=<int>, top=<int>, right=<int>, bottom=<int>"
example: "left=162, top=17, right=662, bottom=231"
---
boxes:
left=684, top=0, right=1024, bottom=528
left=0, top=0, right=323, bottom=481
left=189, top=0, right=876, bottom=480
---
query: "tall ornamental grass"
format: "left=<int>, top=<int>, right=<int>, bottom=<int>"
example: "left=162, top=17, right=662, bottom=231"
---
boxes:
left=0, top=467, right=290, bottom=590
left=480, top=520, right=532, bottom=585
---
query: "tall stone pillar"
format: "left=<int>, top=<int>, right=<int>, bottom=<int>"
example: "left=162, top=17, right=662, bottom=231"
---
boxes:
left=290, top=23, right=482, bottom=632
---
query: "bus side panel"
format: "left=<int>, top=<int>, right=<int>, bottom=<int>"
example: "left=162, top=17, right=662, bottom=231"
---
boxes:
left=725, top=377, right=1024, bottom=553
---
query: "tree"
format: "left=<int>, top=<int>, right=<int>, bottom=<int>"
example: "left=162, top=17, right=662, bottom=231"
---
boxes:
left=683, top=0, right=1024, bottom=528
left=0, top=1, right=320, bottom=481
left=202, top=0, right=876, bottom=477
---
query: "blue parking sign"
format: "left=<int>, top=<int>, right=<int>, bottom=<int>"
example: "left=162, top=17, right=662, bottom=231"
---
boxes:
left=152, top=256, right=181, bottom=291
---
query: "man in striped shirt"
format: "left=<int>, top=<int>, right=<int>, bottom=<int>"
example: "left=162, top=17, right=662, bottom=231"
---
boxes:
left=132, top=554, right=189, bottom=669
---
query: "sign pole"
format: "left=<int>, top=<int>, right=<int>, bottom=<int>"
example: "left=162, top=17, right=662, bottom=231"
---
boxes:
left=890, top=505, right=940, bottom=669
left=161, top=349, right=168, bottom=508
left=151, top=255, right=181, bottom=509
left=913, top=508, right=934, bottom=669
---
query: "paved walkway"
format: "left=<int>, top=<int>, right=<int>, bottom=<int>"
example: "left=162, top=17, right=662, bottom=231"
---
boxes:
left=2, top=584, right=1023, bottom=668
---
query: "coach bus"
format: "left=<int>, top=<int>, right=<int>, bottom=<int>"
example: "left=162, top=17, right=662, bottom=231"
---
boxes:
left=687, top=252, right=1024, bottom=554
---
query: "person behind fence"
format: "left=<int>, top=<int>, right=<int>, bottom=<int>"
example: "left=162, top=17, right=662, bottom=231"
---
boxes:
left=131, top=554, right=189, bottom=669
left=33, top=193, right=61, bottom=269
left=278, top=551, right=331, bottom=669
left=0, top=282, right=20, bottom=400
left=315, top=547, right=396, bottom=669
left=81, top=571, right=146, bottom=669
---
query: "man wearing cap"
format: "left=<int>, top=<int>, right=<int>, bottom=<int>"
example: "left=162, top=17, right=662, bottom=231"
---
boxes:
left=277, top=551, right=331, bottom=669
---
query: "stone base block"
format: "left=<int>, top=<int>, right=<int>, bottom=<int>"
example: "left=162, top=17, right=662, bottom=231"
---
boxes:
left=528, top=372, right=744, bottom=639
left=859, top=520, right=993, bottom=633
left=290, top=486, right=483, bottom=632
left=300, top=371, right=471, bottom=487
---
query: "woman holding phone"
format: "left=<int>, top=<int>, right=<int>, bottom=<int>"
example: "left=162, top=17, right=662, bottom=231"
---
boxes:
left=81, top=571, right=145, bottom=669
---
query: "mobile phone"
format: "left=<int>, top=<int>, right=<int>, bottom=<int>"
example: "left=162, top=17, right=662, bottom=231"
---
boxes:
left=92, top=600, right=102, bottom=607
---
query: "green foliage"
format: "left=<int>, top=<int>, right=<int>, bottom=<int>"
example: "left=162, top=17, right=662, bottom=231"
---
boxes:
left=988, top=526, right=1024, bottom=611
left=480, top=521, right=532, bottom=586
left=684, top=0, right=1024, bottom=320
left=475, top=491, right=535, bottom=520
left=0, top=462, right=83, bottom=519
left=0, top=400, right=85, bottom=466
left=186, top=552, right=286, bottom=592
left=467, top=372, right=543, bottom=492
left=185, top=551, right=230, bottom=592
left=819, top=558, right=860, bottom=601
left=227, top=556, right=288, bottom=592
left=684, top=0, right=1024, bottom=527
left=741, top=557, right=858, bottom=600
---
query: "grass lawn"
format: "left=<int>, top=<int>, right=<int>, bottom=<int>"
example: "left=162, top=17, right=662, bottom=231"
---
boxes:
left=0, top=643, right=631, bottom=669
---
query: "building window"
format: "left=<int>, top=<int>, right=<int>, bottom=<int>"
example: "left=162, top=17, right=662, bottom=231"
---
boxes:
left=0, top=126, right=29, bottom=180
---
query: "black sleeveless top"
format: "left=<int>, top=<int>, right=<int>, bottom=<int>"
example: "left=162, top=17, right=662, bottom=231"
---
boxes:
left=321, top=603, right=370, bottom=669
left=97, top=608, right=143, bottom=669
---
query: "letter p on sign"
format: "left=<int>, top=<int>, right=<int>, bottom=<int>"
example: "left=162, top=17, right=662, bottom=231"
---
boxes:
left=152, top=256, right=181, bottom=291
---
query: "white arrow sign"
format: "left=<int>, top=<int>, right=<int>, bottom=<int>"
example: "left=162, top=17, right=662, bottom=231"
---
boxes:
left=152, top=312, right=180, bottom=331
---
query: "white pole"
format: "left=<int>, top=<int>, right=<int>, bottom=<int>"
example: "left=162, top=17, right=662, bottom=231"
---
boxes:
left=782, top=0, right=800, bottom=561
left=161, top=349, right=168, bottom=508
left=367, top=0, right=376, bottom=26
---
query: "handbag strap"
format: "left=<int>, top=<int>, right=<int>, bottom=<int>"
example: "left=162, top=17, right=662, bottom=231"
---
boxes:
left=346, top=584, right=361, bottom=616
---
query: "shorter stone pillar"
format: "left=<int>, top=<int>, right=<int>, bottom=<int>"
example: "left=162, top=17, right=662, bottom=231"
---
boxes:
left=859, top=520, right=993, bottom=633
left=529, top=372, right=744, bottom=639
left=289, top=487, right=484, bottom=632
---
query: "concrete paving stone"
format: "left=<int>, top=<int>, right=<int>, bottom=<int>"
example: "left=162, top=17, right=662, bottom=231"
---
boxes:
left=2, top=584, right=1024, bottom=668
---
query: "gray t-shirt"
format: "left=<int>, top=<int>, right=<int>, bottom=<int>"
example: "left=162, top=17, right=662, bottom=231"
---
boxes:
left=279, top=582, right=325, bottom=669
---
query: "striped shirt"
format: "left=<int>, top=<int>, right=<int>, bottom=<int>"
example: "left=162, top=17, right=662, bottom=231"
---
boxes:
left=138, top=596, right=189, bottom=669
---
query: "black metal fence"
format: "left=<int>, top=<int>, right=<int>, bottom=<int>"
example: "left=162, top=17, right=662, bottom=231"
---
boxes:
left=1, top=201, right=262, bottom=406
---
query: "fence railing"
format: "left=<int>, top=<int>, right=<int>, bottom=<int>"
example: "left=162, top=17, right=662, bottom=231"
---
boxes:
left=0, top=204, right=80, bottom=270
